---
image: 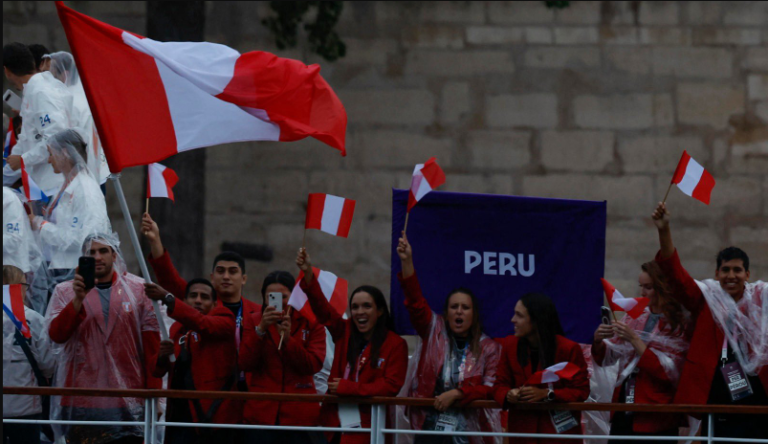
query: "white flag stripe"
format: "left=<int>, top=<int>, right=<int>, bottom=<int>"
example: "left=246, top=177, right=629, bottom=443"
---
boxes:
left=676, top=157, right=705, bottom=196
left=2, top=285, right=11, bottom=309
left=320, top=195, right=345, bottom=235
left=414, top=175, right=433, bottom=201
left=148, top=164, right=169, bottom=198
left=318, top=271, right=338, bottom=302
left=288, top=286, right=308, bottom=311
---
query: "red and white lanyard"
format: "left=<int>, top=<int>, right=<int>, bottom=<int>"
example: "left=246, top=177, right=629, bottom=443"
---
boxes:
left=344, top=344, right=369, bottom=382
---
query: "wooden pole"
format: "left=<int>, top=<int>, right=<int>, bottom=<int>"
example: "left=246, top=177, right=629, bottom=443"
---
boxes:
left=403, top=212, right=410, bottom=234
left=302, top=229, right=307, bottom=249
left=662, top=182, right=674, bottom=204
left=145, top=198, right=150, bottom=215
left=278, top=306, right=292, bottom=350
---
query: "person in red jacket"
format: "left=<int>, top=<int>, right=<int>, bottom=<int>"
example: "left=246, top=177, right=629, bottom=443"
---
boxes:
left=652, top=203, right=767, bottom=440
left=591, top=261, right=690, bottom=444
left=146, top=278, right=239, bottom=444
left=238, top=270, right=326, bottom=444
left=493, top=293, right=590, bottom=444
left=45, top=234, right=161, bottom=444
left=395, top=232, right=502, bottom=444
left=297, top=247, right=408, bottom=444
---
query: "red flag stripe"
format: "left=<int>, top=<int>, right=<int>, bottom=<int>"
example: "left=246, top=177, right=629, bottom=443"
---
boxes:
left=692, top=169, right=715, bottom=205
left=305, top=193, right=326, bottom=230
left=671, top=150, right=691, bottom=185
left=336, top=199, right=356, bottom=238
left=161, top=166, right=179, bottom=202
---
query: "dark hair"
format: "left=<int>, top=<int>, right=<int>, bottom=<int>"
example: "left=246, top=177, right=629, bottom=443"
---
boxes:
left=260, top=270, right=295, bottom=299
left=27, top=44, right=49, bottom=70
left=347, top=285, right=393, bottom=370
left=212, top=251, right=246, bottom=274
left=443, top=287, right=483, bottom=357
left=516, top=293, right=564, bottom=370
left=641, top=261, right=684, bottom=335
left=186, top=278, right=217, bottom=302
left=3, top=43, right=36, bottom=76
left=716, top=247, right=749, bottom=272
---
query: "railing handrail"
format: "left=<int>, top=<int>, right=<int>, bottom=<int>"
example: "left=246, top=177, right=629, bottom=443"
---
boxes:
left=4, top=386, right=768, bottom=415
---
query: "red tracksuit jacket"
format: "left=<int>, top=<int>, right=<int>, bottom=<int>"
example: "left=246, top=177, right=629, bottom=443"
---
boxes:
left=300, top=274, right=409, bottom=444
left=153, top=302, right=241, bottom=424
left=494, top=335, right=590, bottom=444
left=655, top=249, right=768, bottom=404
left=238, top=308, right=326, bottom=426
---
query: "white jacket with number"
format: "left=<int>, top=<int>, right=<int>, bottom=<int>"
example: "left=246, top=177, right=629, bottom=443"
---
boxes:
left=2, top=308, right=54, bottom=417
left=41, top=172, right=110, bottom=271
left=3, top=187, right=32, bottom=273
left=15, top=72, right=74, bottom=195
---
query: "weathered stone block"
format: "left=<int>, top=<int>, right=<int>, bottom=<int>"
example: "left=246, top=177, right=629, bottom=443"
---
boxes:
left=652, top=47, right=732, bottom=78
left=486, top=94, right=559, bottom=128
left=727, top=141, right=768, bottom=175
left=654, top=94, right=675, bottom=127
left=748, top=75, right=768, bottom=100
left=417, top=1, right=486, bottom=24
left=402, top=25, right=465, bottom=49
left=686, top=2, right=722, bottom=25
left=756, top=101, right=768, bottom=121
left=441, top=82, right=471, bottom=124
left=467, top=130, right=532, bottom=170
left=541, top=131, right=615, bottom=172
left=466, top=27, right=525, bottom=45
left=723, top=1, right=768, bottom=26
left=338, top=90, right=435, bottom=125
left=554, top=27, right=599, bottom=45
left=555, top=1, right=601, bottom=24
left=405, top=51, right=516, bottom=76
left=339, top=39, right=398, bottom=66
left=640, top=27, right=692, bottom=45
left=639, top=1, right=679, bottom=25
left=693, top=28, right=762, bottom=46
left=525, top=27, right=554, bottom=44
left=743, top=48, right=768, bottom=71
left=618, top=136, right=706, bottom=174
left=606, top=48, right=651, bottom=74
left=489, top=2, right=555, bottom=24
left=348, top=130, right=455, bottom=169
left=600, top=27, right=640, bottom=45
left=677, top=83, right=745, bottom=129
left=524, top=47, right=600, bottom=68
left=573, top=94, right=654, bottom=130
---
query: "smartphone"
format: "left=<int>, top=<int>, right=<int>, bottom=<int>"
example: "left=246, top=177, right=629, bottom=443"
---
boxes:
left=3, top=89, right=22, bottom=110
left=268, top=292, right=283, bottom=313
left=78, top=256, right=96, bottom=292
left=600, top=306, right=613, bottom=325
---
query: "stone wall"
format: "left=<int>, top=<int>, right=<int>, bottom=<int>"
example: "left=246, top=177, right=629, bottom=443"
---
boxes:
left=4, top=1, right=767, bottom=304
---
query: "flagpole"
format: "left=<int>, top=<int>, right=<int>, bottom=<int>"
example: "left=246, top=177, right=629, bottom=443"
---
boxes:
left=403, top=212, right=410, bottom=234
left=278, top=306, right=292, bottom=350
left=662, top=181, right=674, bottom=204
left=110, top=173, right=174, bottom=361
left=145, top=198, right=150, bottom=215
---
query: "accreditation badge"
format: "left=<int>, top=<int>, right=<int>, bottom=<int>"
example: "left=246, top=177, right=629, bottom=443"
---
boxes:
left=549, top=410, right=579, bottom=434
left=435, top=413, right=458, bottom=432
left=720, top=362, right=753, bottom=402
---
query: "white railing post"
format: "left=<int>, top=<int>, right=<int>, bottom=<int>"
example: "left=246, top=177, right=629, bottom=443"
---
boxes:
left=150, top=397, right=158, bottom=444
left=143, top=398, right=151, bottom=444
left=707, top=413, right=714, bottom=444
left=370, top=403, right=386, bottom=444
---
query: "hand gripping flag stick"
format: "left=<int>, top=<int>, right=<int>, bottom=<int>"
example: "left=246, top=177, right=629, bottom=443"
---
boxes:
left=278, top=306, right=292, bottom=350
left=110, top=174, right=174, bottom=362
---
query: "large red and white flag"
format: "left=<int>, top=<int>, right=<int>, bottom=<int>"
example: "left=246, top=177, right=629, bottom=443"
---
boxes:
left=288, top=267, right=348, bottom=323
left=55, top=1, right=347, bottom=173
left=526, top=361, right=581, bottom=385
left=305, top=193, right=356, bottom=238
left=408, top=157, right=446, bottom=212
left=671, top=151, right=715, bottom=205
left=147, top=163, right=179, bottom=201
left=601, top=278, right=649, bottom=319
left=3, top=284, right=31, bottom=339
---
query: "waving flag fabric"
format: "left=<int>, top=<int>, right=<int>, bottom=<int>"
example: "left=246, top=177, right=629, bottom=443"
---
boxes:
left=3, top=120, right=15, bottom=165
left=20, top=159, right=46, bottom=202
left=671, top=150, right=715, bottom=205
left=526, top=361, right=581, bottom=385
left=55, top=1, right=347, bottom=173
left=3, top=284, right=31, bottom=339
left=147, top=163, right=179, bottom=201
left=407, top=157, right=446, bottom=212
left=288, top=267, right=348, bottom=323
left=601, top=278, right=649, bottom=319
left=305, top=193, right=356, bottom=238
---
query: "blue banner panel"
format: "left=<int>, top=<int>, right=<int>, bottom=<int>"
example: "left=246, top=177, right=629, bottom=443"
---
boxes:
left=390, top=189, right=606, bottom=344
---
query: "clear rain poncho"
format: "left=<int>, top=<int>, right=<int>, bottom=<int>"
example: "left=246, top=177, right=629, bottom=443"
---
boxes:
left=395, top=313, right=503, bottom=444
left=44, top=232, right=161, bottom=444
left=697, top=279, right=768, bottom=375
left=34, top=129, right=111, bottom=271
left=3, top=186, right=50, bottom=314
left=46, top=51, right=111, bottom=184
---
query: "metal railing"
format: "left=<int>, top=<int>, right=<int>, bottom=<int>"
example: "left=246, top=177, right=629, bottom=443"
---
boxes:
left=3, top=386, right=768, bottom=444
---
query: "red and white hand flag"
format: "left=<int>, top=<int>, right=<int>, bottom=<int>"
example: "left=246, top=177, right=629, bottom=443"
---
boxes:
left=147, top=163, right=179, bottom=202
left=601, top=278, right=649, bottom=319
left=526, top=361, right=581, bottom=385
left=408, top=157, right=446, bottom=212
left=20, top=159, right=46, bottom=202
left=3, top=284, right=31, bottom=339
left=671, top=151, right=715, bottom=205
left=305, top=193, right=356, bottom=238
left=55, top=1, right=347, bottom=173
left=288, top=267, right=348, bottom=323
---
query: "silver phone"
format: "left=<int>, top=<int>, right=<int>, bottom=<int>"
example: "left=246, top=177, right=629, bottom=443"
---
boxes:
left=268, top=292, right=283, bottom=313
left=3, top=89, right=22, bottom=110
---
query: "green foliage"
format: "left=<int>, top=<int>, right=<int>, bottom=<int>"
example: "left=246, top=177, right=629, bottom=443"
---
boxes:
left=544, top=1, right=571, bottom=9
left=262, top=1, right=346, bottom=62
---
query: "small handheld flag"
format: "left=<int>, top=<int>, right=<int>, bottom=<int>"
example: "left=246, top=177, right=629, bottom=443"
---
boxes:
left=305, top=193, right=356, bottom=238
left=3, top=119, right=16, bottom=166
left=20, top=159, right=47, bottom=202
left=407, top=157, right=446, bottom=212
left=288, top=267, right=348, bottom=324
left=601, top=278, right=649, bottom=319
left=526, top=361, right=580, bottom=385
left=147, top=163, right=179, bottom=201
left=3, top=284, right=31, bottom=339
left=666, top=150, right=715, bottom=205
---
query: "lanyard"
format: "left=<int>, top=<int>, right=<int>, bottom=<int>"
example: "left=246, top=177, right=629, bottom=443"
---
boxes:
left=721, top=336, right=729, bottom=367
left=456, top=346, right=468, bottom=388
left=235, top=302, right=243, bottom=350
left=344, top=344, right=369, bottom=382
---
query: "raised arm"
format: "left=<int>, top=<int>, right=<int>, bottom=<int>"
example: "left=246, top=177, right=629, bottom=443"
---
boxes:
left=143, top=213, right=187, bottom=299
left=296, top=248, right=347, bottom=341
left=396, top=232, right=434, bottom=338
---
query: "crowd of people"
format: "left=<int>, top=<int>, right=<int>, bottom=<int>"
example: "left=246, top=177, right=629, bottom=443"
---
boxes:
left=3, top=42, right=767, bottom=444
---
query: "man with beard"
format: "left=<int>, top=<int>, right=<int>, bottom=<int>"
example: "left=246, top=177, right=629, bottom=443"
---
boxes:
left=46, top=233, right=161, bottom=444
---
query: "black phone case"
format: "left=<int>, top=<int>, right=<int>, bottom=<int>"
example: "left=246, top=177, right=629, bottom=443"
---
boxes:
left=79, top=257, right=96, bottom=291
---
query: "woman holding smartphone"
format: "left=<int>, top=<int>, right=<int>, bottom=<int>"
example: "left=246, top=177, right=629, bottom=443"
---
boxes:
left=395, top=233, right=502, bottom=444
left=493, top=293, right=590, bottom=444
left=296, top=248, right=408, bottom=444
left=239, top=271, right=327, bottom=444
left=591, top=262, right=690, bottom=444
